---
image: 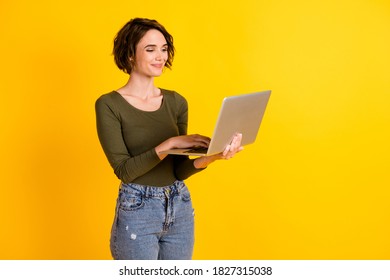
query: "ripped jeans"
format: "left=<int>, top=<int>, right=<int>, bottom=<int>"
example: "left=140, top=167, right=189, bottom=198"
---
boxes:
left=110, top=180, right=195, bottom=260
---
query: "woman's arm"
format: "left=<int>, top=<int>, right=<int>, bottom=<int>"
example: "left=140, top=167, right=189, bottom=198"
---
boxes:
left=95, top=96, right=163, bottom=183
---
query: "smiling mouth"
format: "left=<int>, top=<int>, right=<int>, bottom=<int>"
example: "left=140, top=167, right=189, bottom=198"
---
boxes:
left=152, top=64, right=164, bottom=68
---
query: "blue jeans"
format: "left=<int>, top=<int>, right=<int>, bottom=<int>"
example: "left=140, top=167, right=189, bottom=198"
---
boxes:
left=110, top=180, right=195, bottom=260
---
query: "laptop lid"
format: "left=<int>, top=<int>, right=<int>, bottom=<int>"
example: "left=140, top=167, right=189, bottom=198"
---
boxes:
left=206, top=90, right=271, bottom=155
left=160, top=90, right=271, bottom=156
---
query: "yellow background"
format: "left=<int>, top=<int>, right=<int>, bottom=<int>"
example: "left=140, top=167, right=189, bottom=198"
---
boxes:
left=1, top=0, right=389, bottom=259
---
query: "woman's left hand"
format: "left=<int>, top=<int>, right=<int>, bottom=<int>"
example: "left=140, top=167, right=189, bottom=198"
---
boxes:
left=220, top=132, right=244, bottom=159
left=193, top=133, right=244, bottom=168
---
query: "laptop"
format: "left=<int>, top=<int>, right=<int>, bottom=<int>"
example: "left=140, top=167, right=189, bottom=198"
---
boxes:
left=161, top=90, right=271, bottom=156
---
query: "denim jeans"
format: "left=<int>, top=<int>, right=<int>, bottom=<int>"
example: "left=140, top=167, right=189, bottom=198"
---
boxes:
left=110, top=180, right=195, bottom=260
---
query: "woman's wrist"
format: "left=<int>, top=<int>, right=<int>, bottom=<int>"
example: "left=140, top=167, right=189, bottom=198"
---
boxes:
left=155, top=138, right=174, bottom=159
left=193, top=155, right=217, bottom=169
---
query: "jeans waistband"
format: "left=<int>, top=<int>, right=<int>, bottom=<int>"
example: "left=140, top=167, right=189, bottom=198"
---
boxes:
left=120, top=180, right=186, bottom=198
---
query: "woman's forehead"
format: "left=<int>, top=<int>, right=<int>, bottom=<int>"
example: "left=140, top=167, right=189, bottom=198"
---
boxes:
left=138, top=29, right=167, bottom=47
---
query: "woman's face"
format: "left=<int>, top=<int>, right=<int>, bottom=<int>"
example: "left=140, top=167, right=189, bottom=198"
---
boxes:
left=132, top=29, right=168, bottom=77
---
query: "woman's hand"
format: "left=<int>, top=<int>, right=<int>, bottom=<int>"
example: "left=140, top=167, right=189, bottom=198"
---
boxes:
left=194, top=133, right=244, bottom=168
left=155, top=134, right=211, bottom=159
left=168, top=134, right=211, bottom=149
left=220, top=132, right=244, bottom=159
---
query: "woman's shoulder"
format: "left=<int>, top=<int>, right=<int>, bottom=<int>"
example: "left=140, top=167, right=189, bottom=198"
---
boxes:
left=96, top=91, right=119, bottom=104
left=95, top=91, right=123, bottom=116
left=95, top=91, right=126, bottom=111
left=161, top=88, right=187, bottom=105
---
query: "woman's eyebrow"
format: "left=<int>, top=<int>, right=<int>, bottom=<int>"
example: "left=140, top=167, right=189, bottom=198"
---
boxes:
left=144, top=43, right=168, bottom=49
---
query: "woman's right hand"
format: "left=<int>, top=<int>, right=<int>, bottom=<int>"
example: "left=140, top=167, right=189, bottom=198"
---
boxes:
left=155, top=134, right=210, bottom=159
left=168, top=134, right=211, bottom=149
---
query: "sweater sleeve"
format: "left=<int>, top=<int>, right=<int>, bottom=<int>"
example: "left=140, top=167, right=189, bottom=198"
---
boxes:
left=173, top=92, right=207, bottom=180
left=95, top=95, right=162, bottom=183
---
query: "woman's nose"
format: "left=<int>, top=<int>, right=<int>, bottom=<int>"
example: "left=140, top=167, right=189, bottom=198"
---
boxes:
left=155, top=50, right=165, bottom=61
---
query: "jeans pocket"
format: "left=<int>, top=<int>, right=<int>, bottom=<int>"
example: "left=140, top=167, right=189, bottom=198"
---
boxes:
left=118, top=190, right=144, bottom=211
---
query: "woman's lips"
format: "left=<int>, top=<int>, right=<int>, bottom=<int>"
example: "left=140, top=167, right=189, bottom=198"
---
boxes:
left=151, top=64, right=163, bottom=68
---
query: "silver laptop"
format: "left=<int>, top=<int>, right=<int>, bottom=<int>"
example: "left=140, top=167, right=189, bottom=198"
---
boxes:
left=161, top=90, right=271, bottom=156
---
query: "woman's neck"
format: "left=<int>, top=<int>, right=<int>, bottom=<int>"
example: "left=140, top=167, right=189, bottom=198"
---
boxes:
left=118, top=74, right=158, bottom=99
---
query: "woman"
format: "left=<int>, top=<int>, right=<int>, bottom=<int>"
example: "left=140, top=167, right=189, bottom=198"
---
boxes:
left=95, top=18, right=243, bottom=260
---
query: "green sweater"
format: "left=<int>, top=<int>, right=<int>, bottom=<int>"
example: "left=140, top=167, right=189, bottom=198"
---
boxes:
left=95, top=89, right=204, bottom=186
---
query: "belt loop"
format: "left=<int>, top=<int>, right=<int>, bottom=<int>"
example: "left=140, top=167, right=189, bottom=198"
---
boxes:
left=164, top=188, right=170, bottom=199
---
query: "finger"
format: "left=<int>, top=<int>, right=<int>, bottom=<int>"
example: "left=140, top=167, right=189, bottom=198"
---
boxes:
left=231, top=133, right=241, bottom=145
left=187, top=135, right=209, bottom=147
left=233, top=134, right=243, bottom=152
left=198, top=138, right=211, bottom=147
left=230, top=134, right=241, bottom=152
left=230, top=137, right=239, bottom=151
left=223, top=144, right=230, bottom=156
left=233, top=133, right=242, bottom=147
left=192, top=134, right=211, bottom=146
left=236, top=133, right=243, bottom=144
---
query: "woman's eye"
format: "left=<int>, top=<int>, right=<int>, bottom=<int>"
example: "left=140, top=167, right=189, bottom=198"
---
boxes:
left=146, top=49, right=154, bottom=52
left=162, top=48, right=168, bottom=52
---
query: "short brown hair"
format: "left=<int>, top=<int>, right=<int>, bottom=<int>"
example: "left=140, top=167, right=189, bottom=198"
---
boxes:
left=113, top=18, right=175, bottom=74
